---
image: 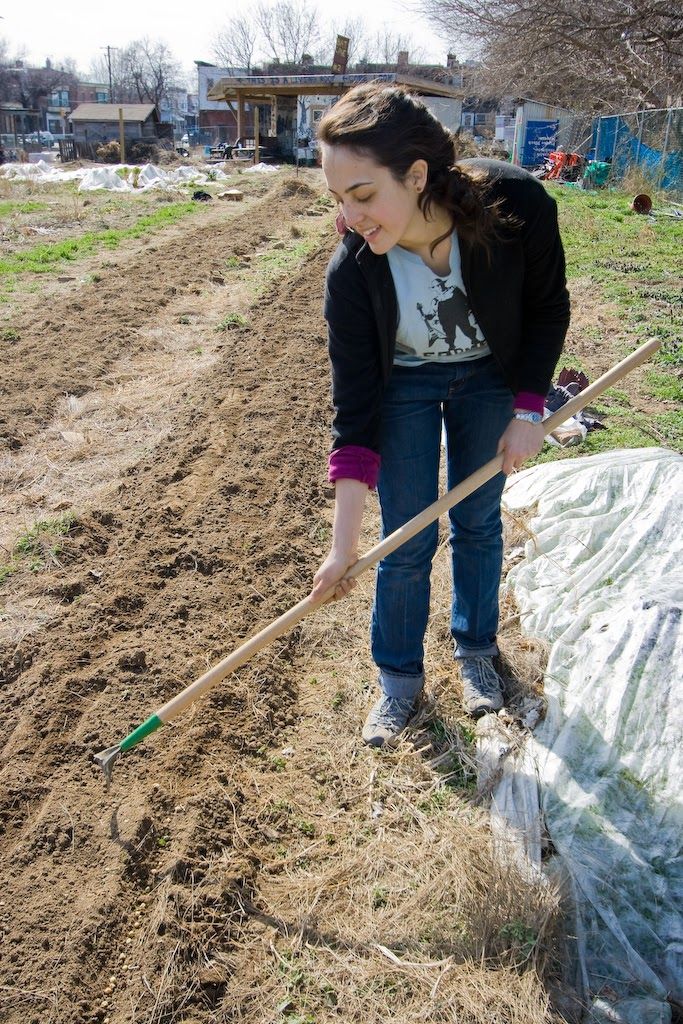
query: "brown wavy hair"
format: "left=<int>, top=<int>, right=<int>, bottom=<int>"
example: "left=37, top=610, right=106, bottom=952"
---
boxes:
left=318, top=81, right=505, bottom=253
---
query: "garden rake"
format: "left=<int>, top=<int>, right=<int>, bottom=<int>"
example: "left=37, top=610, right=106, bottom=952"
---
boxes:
left=95, top=337, right=660, bottom=785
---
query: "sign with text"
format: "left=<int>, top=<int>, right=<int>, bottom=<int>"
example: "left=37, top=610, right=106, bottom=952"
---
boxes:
left=522, top=119, right=559, bottom=165
left=332, top=36, right=350, bottom=74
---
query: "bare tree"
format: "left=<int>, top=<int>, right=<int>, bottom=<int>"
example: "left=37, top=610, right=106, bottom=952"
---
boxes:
left=370, top=26, right=425, bottom=65
left=0, top=46, right=77, bottom=113
left=122, top=39, right=184, bottom=106
left=418, top=0, right=682, bottom=109
left=213, top=13, right=259, bottom=72
left=256, top=0, right=321, bottom=64
left=318, top=21, right=426, bottom=68
left=90, top=39, right=184, bottom=106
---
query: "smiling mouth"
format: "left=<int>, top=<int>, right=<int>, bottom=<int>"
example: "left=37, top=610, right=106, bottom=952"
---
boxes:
left=362, top=226, right=380, bottom=240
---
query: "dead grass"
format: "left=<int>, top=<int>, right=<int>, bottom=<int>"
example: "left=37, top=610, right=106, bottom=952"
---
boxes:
left=121, top=710, right=566, bottom=1023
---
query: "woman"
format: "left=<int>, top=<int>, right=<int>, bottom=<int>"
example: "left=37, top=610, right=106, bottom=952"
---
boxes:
left=310, top=83, right=570, bottom=746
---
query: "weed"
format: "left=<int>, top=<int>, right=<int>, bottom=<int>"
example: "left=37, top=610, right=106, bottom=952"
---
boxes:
left=225, top=255, right=241, bottom=268
left=251, top=236, right=319, bottom=296
left=177, top=314, right=191, bottom=325
left=331, top=691, right=348, bottom=710
left=0, top=561, right=18, bottom=585
left=270, top=756, right=287, bottom=772
left=436, top=753, right=477, bottom=792
left=459, top=720, right=477, bottom=745
left=15, top=513, right=74, bottom=556
left=268, top=799, right=292, bottom=817
left=309, top=520, right=330, bottom=544
left=296, top=819, right=315, bottom=838
left=6, top=513, right=76, bottom=575
left=418, top=788, right=451, bottom=814
left=1, top=327, right=20, bottom=343
left=499, top=920, right=538, bottom=961
left=372, top=886, right=389, bottom=908
left=428, top=717, right=449, bottom=744
left=215, top=312, right=248, bottom=331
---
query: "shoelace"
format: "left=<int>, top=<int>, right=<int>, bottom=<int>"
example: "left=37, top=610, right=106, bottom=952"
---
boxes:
left=464, top=658, right=501, bottom=696
left=373, top=695, right=416, bottom=726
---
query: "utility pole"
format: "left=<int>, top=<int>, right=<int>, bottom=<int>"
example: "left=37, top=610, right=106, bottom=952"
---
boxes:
left=101, top=45, right=118, bottom=102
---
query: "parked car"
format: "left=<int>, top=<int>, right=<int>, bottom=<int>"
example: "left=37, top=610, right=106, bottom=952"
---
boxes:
left=23, top=131, right=54, bottom=146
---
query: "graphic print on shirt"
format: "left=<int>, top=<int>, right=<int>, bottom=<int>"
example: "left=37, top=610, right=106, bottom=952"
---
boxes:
left=416, top=276, right=486, bottom=357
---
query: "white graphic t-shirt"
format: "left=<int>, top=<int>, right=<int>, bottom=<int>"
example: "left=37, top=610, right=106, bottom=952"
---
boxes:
left=387, top=233, right=490, bottom=364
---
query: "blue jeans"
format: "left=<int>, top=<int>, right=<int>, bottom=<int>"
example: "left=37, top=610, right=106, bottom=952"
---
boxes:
left=371, top=356, right=514, bottom=699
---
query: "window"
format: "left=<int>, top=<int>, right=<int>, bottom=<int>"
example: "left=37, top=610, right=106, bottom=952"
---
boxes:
left=311, top=107, right=325, bottom=136
left=96, top=91, right=108, bottom=103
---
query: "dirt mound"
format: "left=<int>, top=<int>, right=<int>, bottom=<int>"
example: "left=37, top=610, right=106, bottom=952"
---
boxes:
left=278, top=176, right=319, bottom=199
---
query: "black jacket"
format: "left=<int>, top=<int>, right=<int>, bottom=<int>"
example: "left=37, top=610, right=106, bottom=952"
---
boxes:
left=323, top=158, right=570, bottom=454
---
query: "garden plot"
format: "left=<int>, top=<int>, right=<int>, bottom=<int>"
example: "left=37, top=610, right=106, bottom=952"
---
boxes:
left=0, top=169, right=680, bottom=1024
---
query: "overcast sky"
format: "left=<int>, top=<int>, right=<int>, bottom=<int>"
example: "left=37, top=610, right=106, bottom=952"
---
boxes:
left=2, top=0, right=451, bottom=83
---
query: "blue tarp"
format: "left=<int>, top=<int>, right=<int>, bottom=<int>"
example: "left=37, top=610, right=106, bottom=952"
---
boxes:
left=592, top=115, right=682, bottom=191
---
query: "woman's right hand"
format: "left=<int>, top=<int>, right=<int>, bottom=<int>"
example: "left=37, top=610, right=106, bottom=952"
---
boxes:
left=310, top=549, right=358, bottom=603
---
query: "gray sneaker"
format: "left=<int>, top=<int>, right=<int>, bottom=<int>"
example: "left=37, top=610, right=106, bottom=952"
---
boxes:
left=459, top=657, right=504, bottom=717
left=362, top=694, right=420, bottom=747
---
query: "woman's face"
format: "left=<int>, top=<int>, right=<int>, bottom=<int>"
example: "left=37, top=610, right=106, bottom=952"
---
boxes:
left=322, top=144, right=427, bottom=255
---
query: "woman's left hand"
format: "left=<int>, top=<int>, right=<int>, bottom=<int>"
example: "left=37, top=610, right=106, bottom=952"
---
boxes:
left=497, top=419, right=545, bottom=475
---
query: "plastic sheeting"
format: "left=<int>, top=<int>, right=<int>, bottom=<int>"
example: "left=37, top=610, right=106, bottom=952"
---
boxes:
left=501, top=448, right=682, bottom=1024
left=0, top=160, right=280, bottom=191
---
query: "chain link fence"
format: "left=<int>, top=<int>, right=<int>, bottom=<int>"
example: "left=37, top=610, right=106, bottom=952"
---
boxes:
left=512, top=102, right=682, bottom=192
left=592, top=108, right=682, bottom=191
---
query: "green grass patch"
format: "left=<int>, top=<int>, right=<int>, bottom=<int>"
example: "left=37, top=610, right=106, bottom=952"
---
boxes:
left=644, top=368, right=683, bottom=402
left=654, top=410, right=683, bottom=448
left=0, top=200, right=48, bottom=216
left=0, top=512, right=75, bottom=585
left=0, top=202, right=196, bottom=280
left=252, top=236, right=319, bottom=293
left=551, top=184, right=682, bottom=369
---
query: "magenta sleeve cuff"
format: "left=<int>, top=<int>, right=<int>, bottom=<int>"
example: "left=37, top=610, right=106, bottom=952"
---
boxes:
left=328, top=446, right=381, bottom=489
left=514, top=391, right=545, bottom=415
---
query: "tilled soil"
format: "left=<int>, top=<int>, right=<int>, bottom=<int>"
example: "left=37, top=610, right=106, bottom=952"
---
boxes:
left=0, top=176, right=348, bottom=1023
left=0, top=172, right=573, bottom=1024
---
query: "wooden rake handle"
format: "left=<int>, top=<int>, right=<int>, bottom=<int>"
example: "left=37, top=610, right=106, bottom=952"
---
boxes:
left=157, top=337, right=660, bottom=725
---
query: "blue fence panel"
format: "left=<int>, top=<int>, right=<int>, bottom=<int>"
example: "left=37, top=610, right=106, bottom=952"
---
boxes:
left=592, top=110, right=682, bottom=190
